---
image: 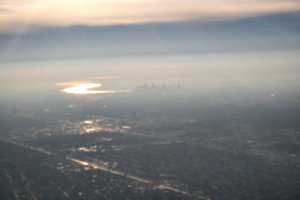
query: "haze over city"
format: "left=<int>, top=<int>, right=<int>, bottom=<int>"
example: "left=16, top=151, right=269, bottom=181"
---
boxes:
left=0, top=1, right=300, bottom=200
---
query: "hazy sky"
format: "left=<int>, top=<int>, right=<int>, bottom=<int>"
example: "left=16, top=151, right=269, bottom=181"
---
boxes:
left=1, top=0, right=300, bottom=33
left=0, top=0, right=299, bottom=99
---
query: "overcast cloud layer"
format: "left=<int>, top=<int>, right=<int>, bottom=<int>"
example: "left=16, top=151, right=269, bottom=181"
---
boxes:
left=0, top=0, right=300, bottom=33
left=0, top=12, right=299, bottom=63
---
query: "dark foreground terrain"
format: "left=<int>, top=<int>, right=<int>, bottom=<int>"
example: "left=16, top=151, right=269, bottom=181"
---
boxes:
left=0, top=85, right=299, bottom=200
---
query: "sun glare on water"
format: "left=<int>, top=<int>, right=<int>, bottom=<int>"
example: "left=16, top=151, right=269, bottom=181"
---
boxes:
left=62, top=83, right=113, bottom=94
left=56, top=82, right=130, bottom=94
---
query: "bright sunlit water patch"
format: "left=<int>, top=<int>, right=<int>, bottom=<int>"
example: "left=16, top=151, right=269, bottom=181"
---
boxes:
left=55, top=82, right=131, bottom=94
left=62, top=83, right=111, bottom=94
